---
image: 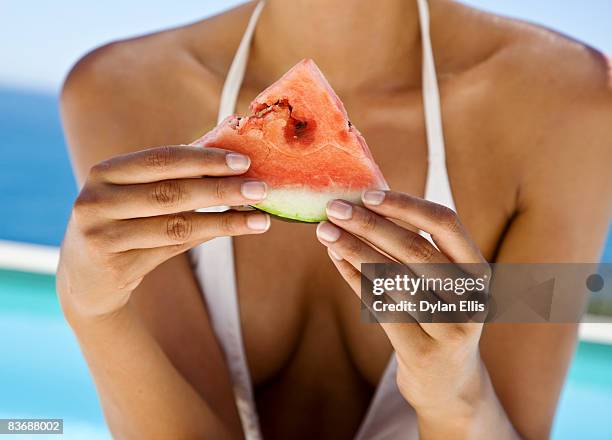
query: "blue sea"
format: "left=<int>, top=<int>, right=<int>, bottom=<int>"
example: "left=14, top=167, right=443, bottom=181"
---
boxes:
left=0, top=85, right=610, bottom=259
left=0, top=87, right=76, bottom=246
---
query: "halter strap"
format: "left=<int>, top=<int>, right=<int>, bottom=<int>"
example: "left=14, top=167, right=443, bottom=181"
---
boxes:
left=217, top=0, right=266, bottom=124
left=207, top=1, right=452, bottom=438
left=417, top=0, right=456, bottom=210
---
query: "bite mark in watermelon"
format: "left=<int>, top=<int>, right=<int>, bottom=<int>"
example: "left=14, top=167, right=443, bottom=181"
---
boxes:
left=192, top=59, right=387, bottom=222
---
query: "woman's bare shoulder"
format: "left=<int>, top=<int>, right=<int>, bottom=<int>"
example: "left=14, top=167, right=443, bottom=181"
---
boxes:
left=60, top=2, right=256, bottom=170
left=495, top=16, right=611, bottom=157
left=475, top=8, right=611, bottom=235
left=445, top=1, right=611, bottom=236
left=456, top=3, right=612, bottom=158
left=448, top=0, right=610, bottom=98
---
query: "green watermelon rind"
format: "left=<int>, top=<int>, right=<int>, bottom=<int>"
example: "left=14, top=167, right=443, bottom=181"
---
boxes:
left=250, top=204, right=326, bottom=223
left=248, top=188, right=364, bottom=224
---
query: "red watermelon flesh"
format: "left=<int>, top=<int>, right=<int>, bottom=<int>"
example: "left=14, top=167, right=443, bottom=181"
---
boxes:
left=192, top=58, right=387, bottom=222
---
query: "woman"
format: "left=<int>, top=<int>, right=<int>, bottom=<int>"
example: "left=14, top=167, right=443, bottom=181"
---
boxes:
left=58, top=0, right=612, bottom=438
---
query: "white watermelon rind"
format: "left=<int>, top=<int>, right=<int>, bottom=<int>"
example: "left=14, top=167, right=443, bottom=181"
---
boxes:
left=251, top=188, right=364, bottom=223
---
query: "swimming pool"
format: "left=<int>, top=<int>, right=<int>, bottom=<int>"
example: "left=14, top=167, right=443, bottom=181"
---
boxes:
left=0, top=268, right=611, bottom=439
left=0, top=270, right=109, bottom=439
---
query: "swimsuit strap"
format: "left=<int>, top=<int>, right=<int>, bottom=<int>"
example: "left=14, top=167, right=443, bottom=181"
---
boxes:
left=195, top=5, right=267, bottom=437
left=218, top=0, right=266, bottom=124
left=358, top=2, right=447, bottom=435
left=417, top=0, right=456, bottom=211
left=198, top=1, right=453, bottom=438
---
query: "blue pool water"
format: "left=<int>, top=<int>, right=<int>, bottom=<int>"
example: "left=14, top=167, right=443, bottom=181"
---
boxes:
left=0, top=270, right=110, bottom=439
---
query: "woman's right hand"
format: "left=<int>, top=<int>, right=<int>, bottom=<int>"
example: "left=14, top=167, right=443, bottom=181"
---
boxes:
left=56, top=145, right=269, bottom=321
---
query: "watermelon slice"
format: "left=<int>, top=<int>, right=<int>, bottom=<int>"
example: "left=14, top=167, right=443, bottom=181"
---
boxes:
left=192, top=59, right=387, bottom=222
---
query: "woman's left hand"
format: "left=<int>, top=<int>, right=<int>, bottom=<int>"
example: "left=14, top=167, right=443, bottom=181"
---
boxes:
left=316, top=190, right=495, bottom=429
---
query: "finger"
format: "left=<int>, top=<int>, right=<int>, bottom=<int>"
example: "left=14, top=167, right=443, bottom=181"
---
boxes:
left=120, top=237, right=209, bottom=283
left=361, top=190, right=484, bottom=264
left=93, top=177, right=267, bottom=219
left=326, top=247, right=366, bottom=296
left=117, top=210, right=270, bottom=281
left=326, top=248, right=428, bottom=346
left=346, top=196, right=490, bottom=320
left=320, top=228, right=416, bottom=316
left=325, top=201, right=449, bottom=265
left=90, top=146, right=253, bottom=184
left=316, top=221, right=395, bottom=268
left=322, top=211, right=482, bottom=330
left=89, top=211, right=271, bottom=252
left=319, top=223, right=429, bottom=324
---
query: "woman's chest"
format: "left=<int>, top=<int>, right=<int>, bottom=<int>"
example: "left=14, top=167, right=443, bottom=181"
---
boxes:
left=231, top=85, right=517, bottom=393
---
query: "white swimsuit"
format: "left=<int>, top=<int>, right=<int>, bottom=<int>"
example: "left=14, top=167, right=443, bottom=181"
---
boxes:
left=190, top=0, right=456, bottom=438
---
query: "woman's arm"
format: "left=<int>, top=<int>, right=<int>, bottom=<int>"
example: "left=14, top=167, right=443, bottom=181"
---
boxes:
left=478, top=79, right=612, bottom=438
left=66, top=295, right=238, bottom=439
left=317, top=193, right=519, bottom=439
left=59, top=43, right=256, bottom=439
left=319, top=71, right=611, bottom=439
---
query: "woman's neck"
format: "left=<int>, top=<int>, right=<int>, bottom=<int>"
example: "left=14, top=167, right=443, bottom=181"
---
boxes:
left=251, top=0, right=423, bottom=93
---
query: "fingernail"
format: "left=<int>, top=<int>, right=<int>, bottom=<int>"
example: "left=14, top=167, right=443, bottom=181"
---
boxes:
left=226, top=153, right=250, bottom=171
left=327, top=200, right=353, bottom=220
left=316, top=221, right=341, bottom=242
left=362, top=190, right=386, bottom=206
left=241, top=181, right=267, bottom=200
left=328, top=248, right=343, bottom=261
left=247, top=213, right=270, bottom=231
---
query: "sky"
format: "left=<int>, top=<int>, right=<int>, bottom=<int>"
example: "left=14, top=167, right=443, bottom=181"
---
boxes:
left=1, top=0, right=611, bottom=93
